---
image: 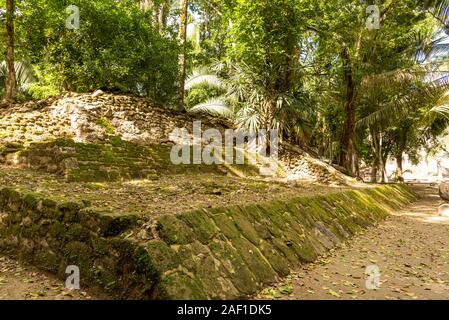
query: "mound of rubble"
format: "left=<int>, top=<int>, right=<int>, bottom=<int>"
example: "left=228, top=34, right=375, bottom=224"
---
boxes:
left=0, top=91, right=231, bottom=146
left=0, top=91, right=351, bottom=184
left=0, top=91, right=396, bottom=300
left=279, top=144, right=353, bottom=185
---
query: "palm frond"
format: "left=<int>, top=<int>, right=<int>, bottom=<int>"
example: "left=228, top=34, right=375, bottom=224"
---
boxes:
left=361, top=69, right=420, bottom=88
left=235, top=106, right=261, bottom=132
left=424, top=0, right=449, bottom=28
left=430, top=103, right=449, bottom=116
left=358, top=74, right=449, bottom=128
left=188, top=98, right=233, bottom=117
left=185, top=67, right=224, bottom=91
left=0, top=60, right=35, bottom=94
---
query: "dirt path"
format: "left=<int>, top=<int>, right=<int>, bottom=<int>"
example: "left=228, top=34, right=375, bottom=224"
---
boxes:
left=257, top=185, right=449, bottom=300
left=0, top=256, right=94, bottom=300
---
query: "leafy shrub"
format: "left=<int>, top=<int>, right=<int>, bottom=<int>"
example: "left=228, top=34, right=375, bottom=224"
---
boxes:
left=16, top=0, right=178, bottom=104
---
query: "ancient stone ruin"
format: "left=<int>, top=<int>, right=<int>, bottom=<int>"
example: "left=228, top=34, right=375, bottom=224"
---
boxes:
left=0, top=93, right=417, bottom=299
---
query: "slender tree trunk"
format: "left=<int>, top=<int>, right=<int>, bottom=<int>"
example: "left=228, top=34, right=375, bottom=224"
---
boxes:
left=177, top=0, right=188, bottom=111
left=382, top=158, right=389, bottom=183
left=4, top=0, right=16, bottom=103
left=371, top=163, right=378, bottom=183
left=379, top=133, right=386, bottom=183
left=158, top=5, right=167, bottom=32
left=329, top=137, right=333, bottom=164
left=353, top=151, right=362, bottom=181
left=140, top=0, right=162, bottom=33
left=394, top=129, right=407, bottom=183
left=370, top=129, right=380, bottom=183
left=339, top=49, right=356, bottom=176
left=396, top=152, right=404, bottom=183
left=140, top=0, right=150, bottom=11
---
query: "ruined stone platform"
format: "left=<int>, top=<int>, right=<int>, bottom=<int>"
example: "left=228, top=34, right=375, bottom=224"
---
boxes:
left=0, top=169, right=417, bottom=299
left=0, top=93, right=415, bottom=299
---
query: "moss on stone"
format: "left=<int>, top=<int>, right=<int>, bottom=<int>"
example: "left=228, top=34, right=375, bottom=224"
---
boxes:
left=228, top=208, right=261, bottom=246
left=208, top=239, right=258, bottom=296
left=209, top=212, right=241, bottom=241
left=179, top=210, right=218, bottom=244
left=63, top=241, right=93, bottom=272
left=156, top=215, right=195, bottom=245
left=22, top=192, right=42, bottom=210
left=157, top=271, right=207, bottom=300
left=99, top=214, right=138, bottom=237
left=57, top=201, right=85, bottom=223
left=146, top=240, right=181, bottom=272
left=95, top=117, right=115, bottom=134
left=270, top=237, right=300, bottom=265
left=195, top=253, right=239, bottom=299
left=48, top=221, right=66, bottom=241
left=231, top=237, right=277, bottom=284
left=66, top=223, right=90, bottom=242
left=0, top=183, right=417, bottom=300
left=34, top=250, right=59, bottom=272
left=258, top=240, right=291, bottom=277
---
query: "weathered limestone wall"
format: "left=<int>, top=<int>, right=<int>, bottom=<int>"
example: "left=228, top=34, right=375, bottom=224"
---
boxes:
left=0, top=184, right=416, bottom=299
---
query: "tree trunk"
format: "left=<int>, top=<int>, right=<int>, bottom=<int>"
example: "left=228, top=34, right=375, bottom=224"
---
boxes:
left=379, top=133, right=386, bottom=183
left=158, top=5, right=167, bottom=32
left=353, top=151, right=362, bottom=181
left=396, top=152, right=404, bottom=183
left=339, top=49, right=356, bottom=176
left=380, top=152, right=389, bottom=184
left=140, top=0, right=165, bottom=33
left=140, top=0, right=151, bottom=12
left=371, top=163, right=378, bottom=183
left=394, top=128, right=407, bottom=183
left=329, top=137, right=333, bottom=164
left=370, top=129, right=380, bottom=183
left=177, top=0, right=188, bottom=111
left=4, top=0, right=16, bottom=103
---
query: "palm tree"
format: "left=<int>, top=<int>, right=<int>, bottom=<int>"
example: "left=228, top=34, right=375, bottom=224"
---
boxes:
left=0, top=61, right=35, bottom=97
left=356, top=60, right=449, bottom=182
left=184, top=63, right=314, bottom=144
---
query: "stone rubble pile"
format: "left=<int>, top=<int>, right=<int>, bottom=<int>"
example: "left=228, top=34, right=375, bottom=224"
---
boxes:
left=0, top=92, right=350, bottom=184
left=1, top=91, right=232, bottom=147
left=279, top=144, right=350, bottom=185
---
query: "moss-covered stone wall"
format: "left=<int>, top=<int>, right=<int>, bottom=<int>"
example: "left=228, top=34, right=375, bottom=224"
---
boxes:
left=0, top=188, right=155, bottom=298
left=0, top=184, right=416, bottom=299
left=10, top=137, right=264, bottom=182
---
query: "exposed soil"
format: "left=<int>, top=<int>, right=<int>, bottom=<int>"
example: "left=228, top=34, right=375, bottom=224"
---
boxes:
left=0, top=256, right=95, bottom=300
left=0, top=166, right=350, bottom=217
left=256, top=185, right=449, bottom=300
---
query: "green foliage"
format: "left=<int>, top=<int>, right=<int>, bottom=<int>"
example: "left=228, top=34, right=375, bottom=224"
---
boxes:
left=224, top=0, right=308, bottom=130
left=15, top=0, right=179, bottom=104
left=0, top=61, right=35, bottom=100
left=1, top=0, right=449, bottom=176
left=185, top=82, right=224, bottom=109
left=25, top=64, right=59, bottom=99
